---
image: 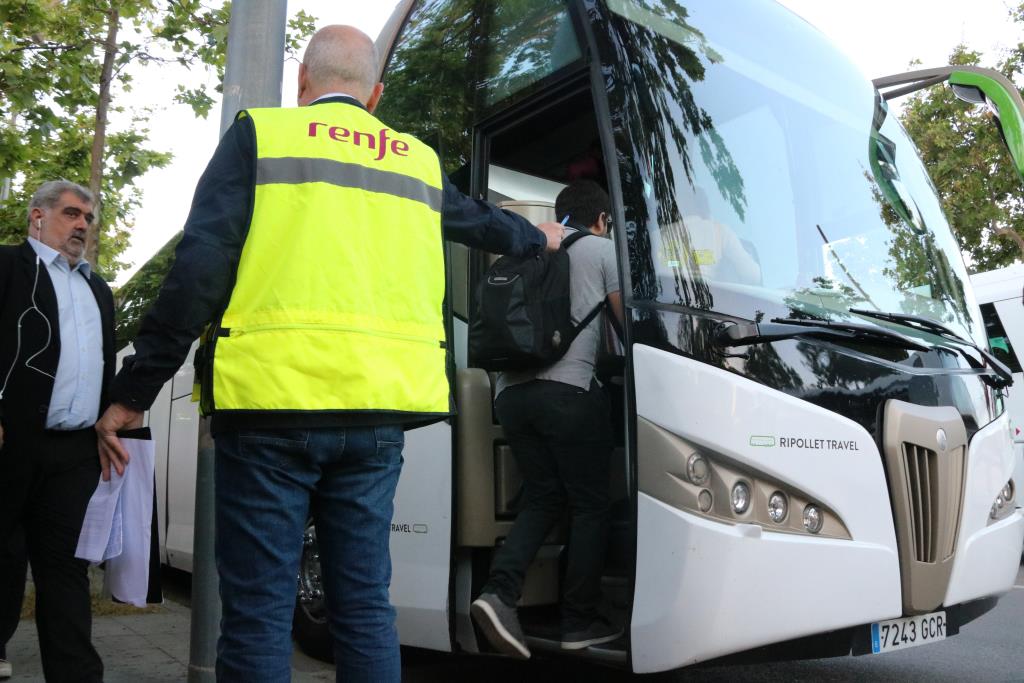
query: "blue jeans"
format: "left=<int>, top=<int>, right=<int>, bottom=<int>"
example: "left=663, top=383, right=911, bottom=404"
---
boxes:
left=214, top=425, right=404, bottom=683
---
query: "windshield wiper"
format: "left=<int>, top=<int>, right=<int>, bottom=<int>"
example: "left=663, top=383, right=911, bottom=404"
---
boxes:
left=849, top=308, right=968, bottom=343
left=850, top=308, right=1013, bottom=388
left=715, top=317, right=930, bottom=352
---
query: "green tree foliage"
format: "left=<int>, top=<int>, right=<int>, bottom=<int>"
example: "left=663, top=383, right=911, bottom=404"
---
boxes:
left=899, top=25, right=1024, bottom=272
left=114, top=230, right=180, bottom=346
left=0, top=0, right=314, bottom=279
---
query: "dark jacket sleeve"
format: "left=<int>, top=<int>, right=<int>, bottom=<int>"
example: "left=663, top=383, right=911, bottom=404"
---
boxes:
left=0, top=248, right=11, bottom=421
left=440, top=173, right=546, bottom=257
left=94, top=277, right=116, bottom=415
left=109, top=117, right=256, bottom=411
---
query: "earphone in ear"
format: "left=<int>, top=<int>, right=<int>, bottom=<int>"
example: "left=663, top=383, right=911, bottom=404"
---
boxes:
left=36, top=219, right=41, bottom=230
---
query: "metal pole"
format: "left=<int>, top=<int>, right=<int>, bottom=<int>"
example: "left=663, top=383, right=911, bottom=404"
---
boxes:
left=188, top=2, right=288, bottom=681
left=218, top=0, right=289, bottom=134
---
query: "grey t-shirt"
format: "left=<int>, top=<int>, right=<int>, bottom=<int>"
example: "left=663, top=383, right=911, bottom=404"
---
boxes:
left=497, top=228, right=620, bottom=394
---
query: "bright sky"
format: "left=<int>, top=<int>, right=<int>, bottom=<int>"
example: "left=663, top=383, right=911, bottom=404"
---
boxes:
left=115, top=0, right=1023, bottom=284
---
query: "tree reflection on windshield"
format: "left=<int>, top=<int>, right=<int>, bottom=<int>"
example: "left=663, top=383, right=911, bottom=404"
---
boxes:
left=865, top=102, right=973, bottom=333
left=592, top=0, right=746, bottom=310
left=375, top=1, right=484, bottom=181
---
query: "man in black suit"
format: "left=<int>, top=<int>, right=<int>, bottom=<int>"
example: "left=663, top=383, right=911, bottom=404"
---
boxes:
left=0, top=180, right=114, bottom=682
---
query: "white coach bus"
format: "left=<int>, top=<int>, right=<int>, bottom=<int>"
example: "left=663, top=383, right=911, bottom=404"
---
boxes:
left=115, top=0, right=1024, bottom=673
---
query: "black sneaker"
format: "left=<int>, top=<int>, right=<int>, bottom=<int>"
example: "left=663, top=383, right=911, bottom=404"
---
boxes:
left=561, top=618, right=623, bottom=650
left=471, top=593, right=531, bottom=659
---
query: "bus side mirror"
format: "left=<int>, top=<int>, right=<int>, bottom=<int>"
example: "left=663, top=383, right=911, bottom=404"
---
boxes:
left=947, top=69, right=1024, bottom=183
left=874, top=66, right=1024, bottom=184
left=950, top=84, right=986, bottom=105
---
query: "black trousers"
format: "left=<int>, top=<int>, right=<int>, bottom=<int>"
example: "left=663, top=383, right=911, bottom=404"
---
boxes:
left=484, top=379, right=612, bottom=632
left=0, top=428, right=104, bottom=683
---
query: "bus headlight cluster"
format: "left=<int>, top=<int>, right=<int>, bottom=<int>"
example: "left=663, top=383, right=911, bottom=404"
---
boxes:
left=683, top=455, right=847, bottom=538
left=639, top=419, right=851, bottom=540
left=990, top=479, right=1016, bottom=521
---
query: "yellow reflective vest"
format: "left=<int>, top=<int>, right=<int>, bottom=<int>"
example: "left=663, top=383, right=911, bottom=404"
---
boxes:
left=201, top=102, right=449, bottom=418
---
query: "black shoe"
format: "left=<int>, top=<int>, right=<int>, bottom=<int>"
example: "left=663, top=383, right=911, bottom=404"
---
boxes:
left=561, top=618, right=623, bottom=650
left=471, top=593, right=531, bottom=659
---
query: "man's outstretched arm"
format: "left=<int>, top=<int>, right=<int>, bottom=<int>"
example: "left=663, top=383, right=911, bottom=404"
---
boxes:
left=440, top=174, right=563, bottom=254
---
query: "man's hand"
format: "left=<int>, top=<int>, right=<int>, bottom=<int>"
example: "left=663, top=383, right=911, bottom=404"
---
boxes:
left=537, top=221, right=565, bottom=251
left=95, top=403, right=144, bottom=481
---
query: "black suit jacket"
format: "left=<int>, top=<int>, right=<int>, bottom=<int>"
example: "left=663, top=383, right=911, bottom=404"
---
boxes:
left=0, top=241, right=116, bottom=436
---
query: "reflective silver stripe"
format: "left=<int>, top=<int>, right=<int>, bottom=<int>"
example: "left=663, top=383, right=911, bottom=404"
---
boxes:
left=256, top=157, right=443, bottom=213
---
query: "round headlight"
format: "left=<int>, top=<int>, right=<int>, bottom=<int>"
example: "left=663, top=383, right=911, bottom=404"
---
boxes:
left=803, top=504, right=823, bottom=534
left=687, top=454, right=710, bottom=486
left=731, top=482, right=751, bottom=514
left=1002, top=481, right=1014, bottom=503
left=768, top=491, right=788, bottom=524
left=996, top=495, right=1005, bottom=510
left=697, top=489, right=713, bottom=513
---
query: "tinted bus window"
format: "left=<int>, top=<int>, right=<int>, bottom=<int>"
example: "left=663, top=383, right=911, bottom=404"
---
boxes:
left=980, top=302, right=1023, bottom=373
left=377, top=0, right=582, bottom=186
left=480, top=0, right=582, bottom=107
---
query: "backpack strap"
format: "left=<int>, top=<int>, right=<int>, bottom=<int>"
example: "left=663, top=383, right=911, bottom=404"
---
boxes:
left=577, top=299, right=606, bottom=330
left=561, top=299, right=606, bottom=351
left=561, top=229, right=604, bottom=337
left=561, top=229, right=593, bottom=250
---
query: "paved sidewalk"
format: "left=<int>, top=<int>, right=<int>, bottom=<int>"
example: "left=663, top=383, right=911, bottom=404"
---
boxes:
left=6, top=592, right=335, bottom=681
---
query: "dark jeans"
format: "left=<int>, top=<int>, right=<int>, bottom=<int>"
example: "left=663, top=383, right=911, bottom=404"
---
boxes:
left=484, top=379, right=612, bottom=632
left=214, top=425, right=404, bottom=683
left=0, top=428, right=103, bottom=683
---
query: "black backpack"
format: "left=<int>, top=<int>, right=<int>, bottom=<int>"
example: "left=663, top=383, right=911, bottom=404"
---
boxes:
left=468, top=230, right=605, bottom=371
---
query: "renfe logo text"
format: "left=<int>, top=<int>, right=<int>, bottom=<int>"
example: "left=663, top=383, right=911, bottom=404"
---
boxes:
left=308, top=122, right=410, bottom=161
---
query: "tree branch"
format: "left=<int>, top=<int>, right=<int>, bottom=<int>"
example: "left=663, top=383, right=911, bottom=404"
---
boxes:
left=9, top=40, right=89, bottom=53
left=88, top=5, right=120, bottom=266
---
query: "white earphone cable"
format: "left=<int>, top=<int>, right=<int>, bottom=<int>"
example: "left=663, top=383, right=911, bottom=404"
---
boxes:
left=0, top=219, right=56, bottom=402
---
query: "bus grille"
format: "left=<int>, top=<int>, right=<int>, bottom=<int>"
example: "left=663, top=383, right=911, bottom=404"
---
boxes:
left=902, top=442, right=965, bottom=564
left=883, top=400, right=968, bottom=614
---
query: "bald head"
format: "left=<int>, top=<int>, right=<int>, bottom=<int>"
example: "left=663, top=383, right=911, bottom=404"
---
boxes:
left=299, top=25, right=383, bottom=108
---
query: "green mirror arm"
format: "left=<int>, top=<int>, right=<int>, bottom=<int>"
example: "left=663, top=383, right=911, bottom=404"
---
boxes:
left=873, top=66, right=1024, bottom=183
left=873, top=66, right=959, bottom=95
left=948, top=69, right=1024, bottom=183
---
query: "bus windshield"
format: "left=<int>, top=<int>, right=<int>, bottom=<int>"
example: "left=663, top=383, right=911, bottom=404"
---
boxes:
left=602, top=0, right=984, bottom=345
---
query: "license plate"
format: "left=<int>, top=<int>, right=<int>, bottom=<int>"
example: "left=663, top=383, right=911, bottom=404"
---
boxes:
left=870, top=611, right=946, bottom=654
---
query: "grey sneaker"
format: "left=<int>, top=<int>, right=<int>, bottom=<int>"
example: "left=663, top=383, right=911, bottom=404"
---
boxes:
left=470, top=593, right=531, bottom=659
left=0, top=658, right=11, bottom=679
left=561, top=618, right=623, bottom=650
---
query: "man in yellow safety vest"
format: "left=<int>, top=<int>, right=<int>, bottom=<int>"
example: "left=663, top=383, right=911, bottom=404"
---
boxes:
left=95, top=25, right=565, bottom=682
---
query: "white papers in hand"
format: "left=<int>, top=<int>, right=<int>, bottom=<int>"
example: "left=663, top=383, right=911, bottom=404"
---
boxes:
left=75, top=468, right=126, bottom=563
left=75, top=437, right=156, bottom=607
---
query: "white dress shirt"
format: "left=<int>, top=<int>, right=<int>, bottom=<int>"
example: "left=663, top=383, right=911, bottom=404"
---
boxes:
left=27, top=237, right=104, bottom=429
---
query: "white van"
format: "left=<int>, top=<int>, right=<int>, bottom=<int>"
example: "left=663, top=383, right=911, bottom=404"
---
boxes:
left=971, top=264, right=1024, bottom=519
